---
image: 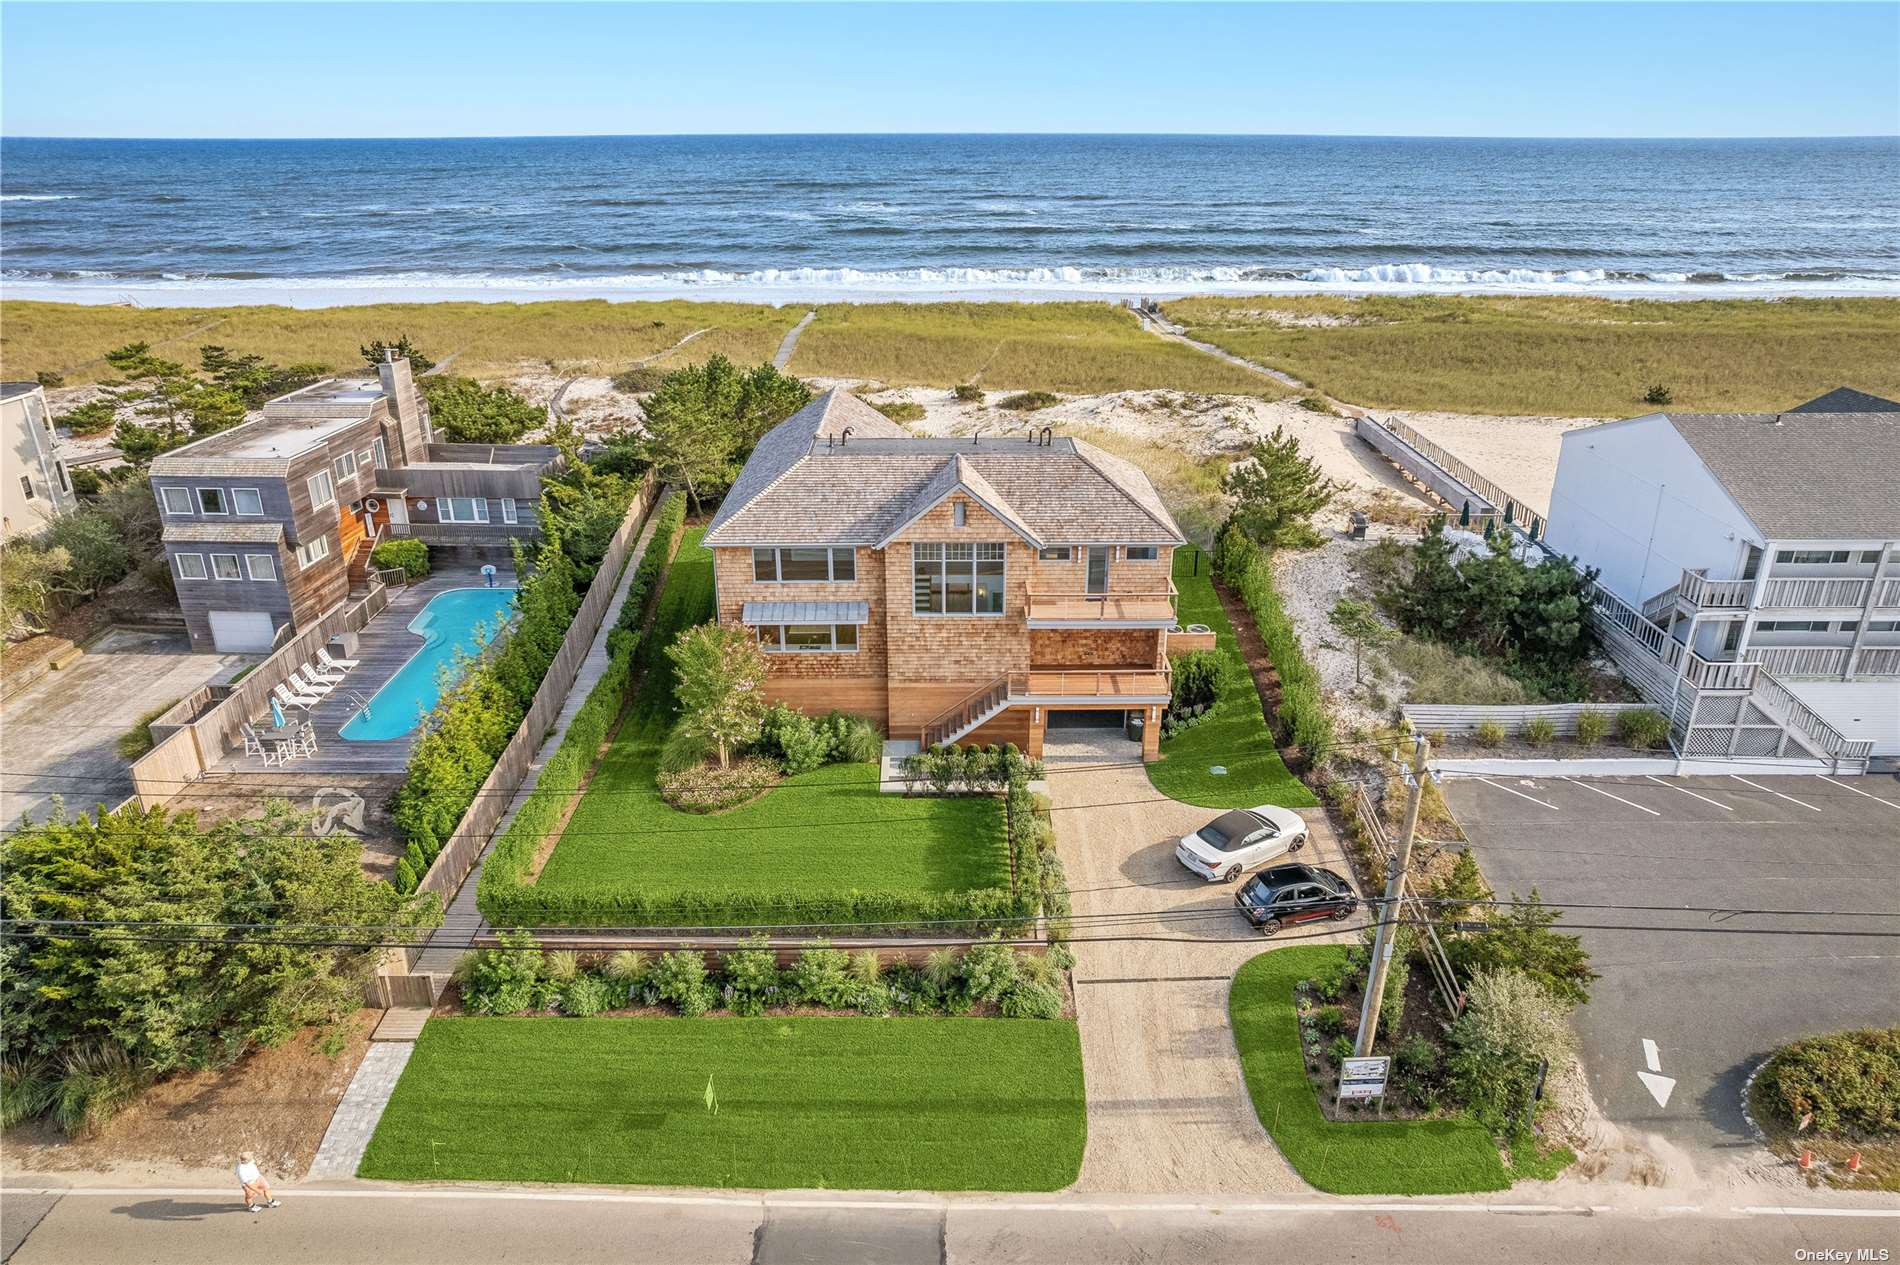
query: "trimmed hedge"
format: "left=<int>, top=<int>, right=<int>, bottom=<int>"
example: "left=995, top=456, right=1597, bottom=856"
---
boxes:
left=1213, top=523, right=1336, bottom=764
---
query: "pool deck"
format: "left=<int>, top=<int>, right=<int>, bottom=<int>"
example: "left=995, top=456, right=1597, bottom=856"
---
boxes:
left=212, top=565, right=517, bottom=777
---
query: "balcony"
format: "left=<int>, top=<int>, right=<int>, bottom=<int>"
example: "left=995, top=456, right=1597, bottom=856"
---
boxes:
left=1024, top=587, right=1177, bottom=628
left=1760, top=577, right=1873, bottom=610
left=1752, top=645, right=1900, bottom=678
left=1676, top=569, right=1752, bottom=610
left=1014, top=668, right=1172, bottom=702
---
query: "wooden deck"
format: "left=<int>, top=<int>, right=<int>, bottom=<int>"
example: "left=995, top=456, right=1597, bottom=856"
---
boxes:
left=212, top=566, right=517, bottom=777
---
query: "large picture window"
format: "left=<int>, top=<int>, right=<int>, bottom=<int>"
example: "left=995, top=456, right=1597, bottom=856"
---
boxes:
left=757, top=623, right=859, bottom=653
left=913, top=542, right=1005, bottom=615
left=752, top=546, right=855, bottom=583
left=440, top=497, right=490, bottom=523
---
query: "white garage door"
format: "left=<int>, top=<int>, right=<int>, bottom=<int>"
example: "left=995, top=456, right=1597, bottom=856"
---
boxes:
left=207, top=610, right=277, bottom=652
left=1786, top=679, right=1900, bottom=758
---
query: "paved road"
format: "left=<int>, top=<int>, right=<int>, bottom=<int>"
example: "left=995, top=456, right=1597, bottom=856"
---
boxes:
left=5, top=1185, right=1895, bottom=1265
left=1440, top=771, right=1900, bottom=1163
left=0, top=629, right=245, bottom=824
left=1047, top=753, right=1365, bottom=1193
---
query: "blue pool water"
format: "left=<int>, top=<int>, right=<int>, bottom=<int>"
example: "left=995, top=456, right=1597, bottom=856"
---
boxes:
left=339, top=587, right=518, bottom=741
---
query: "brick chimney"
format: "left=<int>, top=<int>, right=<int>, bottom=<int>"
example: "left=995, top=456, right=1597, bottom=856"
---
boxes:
left=376, top=351, right=430, bottom=464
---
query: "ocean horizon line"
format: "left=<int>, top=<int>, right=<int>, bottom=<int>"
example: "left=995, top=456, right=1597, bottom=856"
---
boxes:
left=6, top=131, right=1898, bottom=144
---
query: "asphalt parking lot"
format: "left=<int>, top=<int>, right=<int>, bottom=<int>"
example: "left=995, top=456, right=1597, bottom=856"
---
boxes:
left=1439, top=771, right=1900, bottom=1163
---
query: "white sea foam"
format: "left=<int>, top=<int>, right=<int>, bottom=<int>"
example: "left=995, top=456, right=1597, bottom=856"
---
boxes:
left=1, top=194, right=78, bottom=202
left=5, top=261, right=1896, bottom=308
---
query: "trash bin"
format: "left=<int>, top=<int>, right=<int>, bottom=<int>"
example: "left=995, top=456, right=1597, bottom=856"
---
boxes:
left=1349, top=511, right=1369, bottom=540
left=1125, top=710, right=1145, bottom=743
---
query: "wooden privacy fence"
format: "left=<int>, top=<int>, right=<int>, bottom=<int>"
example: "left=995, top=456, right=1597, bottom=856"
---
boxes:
left=1401, top=701, right=1653, bottom=738
left=128, top=580, right=394, bottom=807
left=410, top=474, right=658, bottom=915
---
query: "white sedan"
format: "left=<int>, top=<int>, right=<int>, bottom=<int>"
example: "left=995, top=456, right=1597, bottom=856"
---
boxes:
left=1173, top=805, right=1309, bottom=882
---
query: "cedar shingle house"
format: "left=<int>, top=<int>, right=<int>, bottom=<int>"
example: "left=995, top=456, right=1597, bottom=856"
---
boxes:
left=705, top=390, right=1195, bottom=760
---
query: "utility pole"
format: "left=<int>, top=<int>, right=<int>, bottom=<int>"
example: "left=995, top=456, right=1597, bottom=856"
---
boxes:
left=1354, top=733, right=1430, bottom=1058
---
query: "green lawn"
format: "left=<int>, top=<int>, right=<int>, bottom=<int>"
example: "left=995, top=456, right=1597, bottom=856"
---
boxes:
left=1147, top=549, right=1316, bottom=809
left=358, top=1016, right=1087, bottom=1190
left=1230, top=947, right=1509, bottom=1195
left=534, top=529, right=1010, bottom=902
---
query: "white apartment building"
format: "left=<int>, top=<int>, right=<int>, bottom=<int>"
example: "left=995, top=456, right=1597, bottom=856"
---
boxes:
left=2, top=382, right=78, bottom=540
left=1545, top=388, right=1899, bottom=763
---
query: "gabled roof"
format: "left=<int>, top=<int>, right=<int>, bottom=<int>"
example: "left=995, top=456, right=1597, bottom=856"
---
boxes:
left=1661, top=410, right=1900, bottom=540
left=1788, top=387, right=1900, bottom=414
left=874, top=454, right=1043, bottom=549
left=705, top=389, right=1185, bottom=548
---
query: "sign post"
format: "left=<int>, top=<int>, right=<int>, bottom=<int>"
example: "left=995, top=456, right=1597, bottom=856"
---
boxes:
left=1339, top=1056, right=1390, bottom=1105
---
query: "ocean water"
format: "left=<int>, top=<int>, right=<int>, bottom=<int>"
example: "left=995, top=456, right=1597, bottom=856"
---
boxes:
left=2, top=134, right=1897, bottom=305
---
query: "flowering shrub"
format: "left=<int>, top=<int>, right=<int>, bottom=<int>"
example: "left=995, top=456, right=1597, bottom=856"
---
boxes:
left=656, top=755, right=781, bottom=813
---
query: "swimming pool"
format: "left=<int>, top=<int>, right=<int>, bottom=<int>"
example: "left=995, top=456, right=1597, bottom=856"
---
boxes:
left=339, top=586, right=518, bottom=741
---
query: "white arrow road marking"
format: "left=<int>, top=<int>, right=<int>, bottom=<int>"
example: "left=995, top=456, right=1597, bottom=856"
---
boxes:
left=1638, top=1070, right=1677, bottom=1108
left=1638, top=1038, right=1675, bottom=1106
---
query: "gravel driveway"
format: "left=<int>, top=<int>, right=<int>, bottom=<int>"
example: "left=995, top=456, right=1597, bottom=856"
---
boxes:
left=1048, top=758, right=1366, bottom=1193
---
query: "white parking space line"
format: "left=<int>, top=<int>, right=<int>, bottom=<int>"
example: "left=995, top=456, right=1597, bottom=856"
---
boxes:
left=1822, top=777, right=1900, bottom=810
left=1728, top=775, right=1822, bottom=812
left=1565, top=777, right=1661, bottom=816
left=1644, top=776, right=1734, bottom=811
left=1475, top=776, right=1560, bottom=810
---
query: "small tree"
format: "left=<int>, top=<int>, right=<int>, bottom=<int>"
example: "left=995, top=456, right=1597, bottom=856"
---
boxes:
left=1328, top=598, right=1396, bottom=683
left=1, top=541, right=73, bottom=637
left=1449, top=968, right=1576, bottom=1132
left=666, top=623, right=768, bottom=768
left=1220, top=425, right=1341, bottom=549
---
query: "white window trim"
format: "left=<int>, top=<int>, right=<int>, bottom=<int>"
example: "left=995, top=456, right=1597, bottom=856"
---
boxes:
left=912, top=541, right=1007, bottom=617
left=209, top=552, right=243, bottom=581
left=333, top=451, right=358, bottom=482
left=308, top=471, right=336, bottom=511
left=500, top=498, right=518, bottom=525
left=751, top=545, right=856, bottom=584
left=174, top=552, right=207, bottom=580
left=440, top=496, right=490, bottom=524
left=297, top=534, right=331, bottom=570
left=197, top=486, right=229, bottom=516
left=160, top=486, right=194, bottom=516
left=246, top=553, right=277, bottom=582
left=757, top=623, right=861, bottom=653
left=372, top=437, right=389, bottom=470
left=231, top=487, right=264, bottom=516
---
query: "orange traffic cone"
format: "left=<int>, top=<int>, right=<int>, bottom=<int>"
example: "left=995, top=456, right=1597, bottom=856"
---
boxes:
left=1799, top=1150, right=1814, bottom=1170
left=1846, top=1152, right=1862, bottom=1173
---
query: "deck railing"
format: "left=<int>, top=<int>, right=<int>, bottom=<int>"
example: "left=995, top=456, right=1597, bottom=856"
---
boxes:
left=1678, top=569, right=1753, bottom=610
left=1370, top=414, right=1548, bottom=539
left=1854, top=646, right=1900, bottom=677
left=1024, top=588, right=1178, bottom=624
left=1761, top=577, right=1873, bottom=609
left=920, top=675, right=1014, bottom=749
left=1753, top=669, right=1874, bottom=765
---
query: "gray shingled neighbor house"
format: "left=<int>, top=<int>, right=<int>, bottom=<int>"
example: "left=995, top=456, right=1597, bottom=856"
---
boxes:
left=703, top=389, right=1197, bottom=759
left=1545, top=389, right=1900, bottom=761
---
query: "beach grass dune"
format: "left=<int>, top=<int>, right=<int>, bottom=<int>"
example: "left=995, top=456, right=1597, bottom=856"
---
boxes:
left=1166, top=294, right=1900, bottom=415
left=0, top=298, right=803, bottom=384
left=788, top=301, right=1281, bottom=395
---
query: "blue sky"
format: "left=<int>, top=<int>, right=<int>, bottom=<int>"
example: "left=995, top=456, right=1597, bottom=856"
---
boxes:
left=3, top=3, right=1895, bottom=139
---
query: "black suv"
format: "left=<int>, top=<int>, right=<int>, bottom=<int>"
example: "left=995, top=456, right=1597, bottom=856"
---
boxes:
left=1235, top=864, right=1357, bottom=935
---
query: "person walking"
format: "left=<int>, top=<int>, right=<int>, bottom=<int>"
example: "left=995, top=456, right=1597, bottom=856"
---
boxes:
left=235, top=1152, right=281, bottom=1213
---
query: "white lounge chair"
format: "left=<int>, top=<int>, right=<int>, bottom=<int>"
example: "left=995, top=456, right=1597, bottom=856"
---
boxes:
left=317, top=647, right=360, bottom=672
left=302, top=659, right=346, bottom=685
left=273, top=682, right=321, bottom=712
left=290, top=667, right=337, bottom=697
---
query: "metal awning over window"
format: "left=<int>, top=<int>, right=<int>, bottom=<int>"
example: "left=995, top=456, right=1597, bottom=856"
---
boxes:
left=742, top=601, right=870, bottom=625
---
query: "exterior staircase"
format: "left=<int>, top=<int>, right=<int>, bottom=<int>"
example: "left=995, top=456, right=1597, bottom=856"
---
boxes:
left=1640, top=583, right=1680, bottom=624
left=921, top=675, right=1014, bottom=748
left=1586, top=583, right=1873, bottom=771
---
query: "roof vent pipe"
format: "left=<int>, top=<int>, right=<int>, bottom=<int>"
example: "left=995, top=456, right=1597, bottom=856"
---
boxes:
left=972, top=426, right=983, bottom=445
left=1039, top=426, right=1053, bottom=447
left=840, top=427, right=853, bottom=444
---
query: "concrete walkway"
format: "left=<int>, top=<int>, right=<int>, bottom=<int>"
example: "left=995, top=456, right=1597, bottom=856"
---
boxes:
left=304, top=1043, right=415, bottom=1180
left=410, top=495, right=670, bottom=979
